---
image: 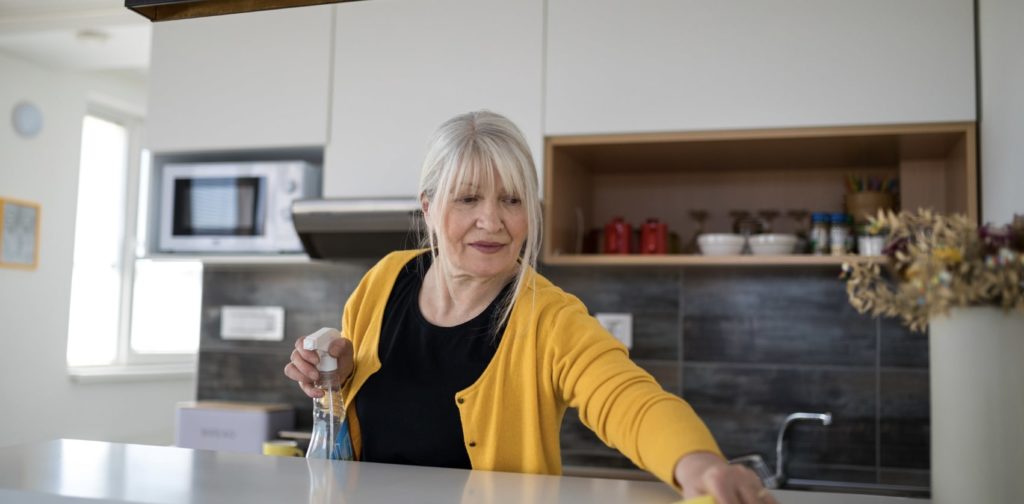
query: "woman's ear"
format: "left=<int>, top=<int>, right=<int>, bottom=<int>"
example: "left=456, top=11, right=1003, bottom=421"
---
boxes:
left=420, top=193, right=435, bottom=232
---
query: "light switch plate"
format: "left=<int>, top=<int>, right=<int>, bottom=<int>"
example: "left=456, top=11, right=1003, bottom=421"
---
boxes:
left=595, top=312, right=633, bottom=349
left=220, top=305, right=285, bottom=341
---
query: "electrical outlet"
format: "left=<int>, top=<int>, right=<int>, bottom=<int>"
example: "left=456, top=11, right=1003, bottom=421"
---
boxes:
left=595, top=312, right=632, bottom=349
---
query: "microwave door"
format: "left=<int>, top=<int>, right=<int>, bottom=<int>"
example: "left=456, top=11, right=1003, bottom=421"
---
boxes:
left=159, top=169, right=273, bottom=253
left=172, top=177, right=266, bottom=237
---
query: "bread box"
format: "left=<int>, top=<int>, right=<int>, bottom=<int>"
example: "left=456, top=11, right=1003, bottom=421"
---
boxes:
left=175, top=401, right=294, bottom=454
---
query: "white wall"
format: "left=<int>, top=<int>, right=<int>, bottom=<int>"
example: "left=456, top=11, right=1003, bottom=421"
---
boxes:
left=980, top=0, right=1024, bottom=224
left=0, top=51, right=194, bottom=448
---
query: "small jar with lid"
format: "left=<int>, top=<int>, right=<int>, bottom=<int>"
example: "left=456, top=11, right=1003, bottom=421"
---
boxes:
left=829, top=212, right=850, bottom=256
left=810, top=212, right=830, bottom=255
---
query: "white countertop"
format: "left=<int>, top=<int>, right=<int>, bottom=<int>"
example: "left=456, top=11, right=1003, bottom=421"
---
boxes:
left=0, top=439, right=928, bottom=504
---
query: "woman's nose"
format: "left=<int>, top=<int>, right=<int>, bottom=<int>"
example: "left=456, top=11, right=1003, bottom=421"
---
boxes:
left=476, top=201, right=504, bottom=232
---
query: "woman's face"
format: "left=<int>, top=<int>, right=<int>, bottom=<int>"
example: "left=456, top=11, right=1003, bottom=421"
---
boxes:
left=428, top=178, right=528, bottom=283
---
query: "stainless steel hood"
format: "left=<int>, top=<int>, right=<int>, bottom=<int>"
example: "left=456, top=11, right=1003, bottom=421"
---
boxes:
left=125, top=0, right=365, bottom=22
left=292, top=198, right=423, bottom=260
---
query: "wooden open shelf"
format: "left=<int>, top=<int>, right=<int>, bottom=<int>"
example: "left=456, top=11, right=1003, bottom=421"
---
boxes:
left=543, top=122, right=977, bottom=267
left=543, top=254, right=886, bottom=267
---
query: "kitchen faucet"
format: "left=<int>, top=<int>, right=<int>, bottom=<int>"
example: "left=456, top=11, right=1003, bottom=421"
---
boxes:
left=774, top=412, right=832, bottom=485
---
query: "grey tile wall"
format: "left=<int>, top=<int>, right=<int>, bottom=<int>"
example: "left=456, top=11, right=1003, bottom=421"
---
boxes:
left=196, top=260, right=929, bottom=489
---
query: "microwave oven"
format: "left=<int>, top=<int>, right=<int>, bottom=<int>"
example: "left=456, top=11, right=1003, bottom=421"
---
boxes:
left=158, top=161, right=320, bottom=253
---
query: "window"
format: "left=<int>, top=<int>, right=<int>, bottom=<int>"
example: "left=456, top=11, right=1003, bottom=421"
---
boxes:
left=66, top=108, right=201, bottom=375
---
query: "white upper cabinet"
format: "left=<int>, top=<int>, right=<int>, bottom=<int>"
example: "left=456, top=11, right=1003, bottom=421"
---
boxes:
left=147, top=6, right=333, bottom=152
left=324, top=0, right=544, bottom=198
left=545, top=0, right=976, bottom=135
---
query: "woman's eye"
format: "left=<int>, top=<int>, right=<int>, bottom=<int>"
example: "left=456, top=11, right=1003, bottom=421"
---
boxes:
left=502, top=196, right=522, bottom=205
left=457, top=195, right=478, bottom=204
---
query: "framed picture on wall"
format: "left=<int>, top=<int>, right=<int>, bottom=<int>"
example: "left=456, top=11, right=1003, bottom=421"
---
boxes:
left=0, top=196, right=41, bottom=270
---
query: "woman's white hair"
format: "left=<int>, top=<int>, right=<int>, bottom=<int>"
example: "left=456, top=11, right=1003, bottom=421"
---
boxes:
left=418, top=110, right=541, bottom=336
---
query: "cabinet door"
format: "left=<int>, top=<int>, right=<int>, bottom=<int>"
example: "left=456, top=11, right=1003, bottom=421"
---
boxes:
left=324, top=0, right=544, bottom=198
left=147, top=6, right=332, bottom=152
left=546, top=0, right=976, bottom=135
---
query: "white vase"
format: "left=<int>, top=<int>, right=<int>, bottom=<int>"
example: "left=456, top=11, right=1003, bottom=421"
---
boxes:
left=929, top=306, right=1024, bottom=503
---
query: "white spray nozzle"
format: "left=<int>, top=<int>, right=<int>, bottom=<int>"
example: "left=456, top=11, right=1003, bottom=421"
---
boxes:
left=303, top=328, right=340, bottom=373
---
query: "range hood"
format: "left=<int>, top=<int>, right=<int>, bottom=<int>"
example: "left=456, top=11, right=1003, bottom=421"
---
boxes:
left=292, top=198, right=423, bottom=260
left=126, top=0, right=364, bottom=22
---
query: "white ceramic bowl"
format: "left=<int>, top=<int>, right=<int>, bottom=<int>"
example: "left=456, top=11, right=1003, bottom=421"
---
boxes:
left=749, top=233, right=798, bottom=255
left=697, top=233, right=746, bottom=256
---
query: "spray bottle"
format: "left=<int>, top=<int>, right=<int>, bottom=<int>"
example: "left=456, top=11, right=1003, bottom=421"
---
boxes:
left=303, top=328, right=353, bottom=460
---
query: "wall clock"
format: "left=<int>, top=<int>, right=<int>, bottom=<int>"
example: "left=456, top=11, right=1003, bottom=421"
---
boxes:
left=11, top=101, right=43, bottom=138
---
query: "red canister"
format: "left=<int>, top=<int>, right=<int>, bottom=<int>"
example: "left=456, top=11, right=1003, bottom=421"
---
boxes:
left=604, top=217, right=631, bottom=254
left=641, top=218, right=668, bottom=254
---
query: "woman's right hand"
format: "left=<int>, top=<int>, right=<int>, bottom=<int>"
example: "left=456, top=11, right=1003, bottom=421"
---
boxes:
left=284, top=332, right=354, bottom=398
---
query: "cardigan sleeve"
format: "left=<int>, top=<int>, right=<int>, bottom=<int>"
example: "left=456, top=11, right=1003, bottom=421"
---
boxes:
left=548, top=301, right=723, bottom=489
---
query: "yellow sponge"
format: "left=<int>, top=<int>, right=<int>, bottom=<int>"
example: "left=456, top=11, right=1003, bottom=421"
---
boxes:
left=672, top=496, right=716, bottom=504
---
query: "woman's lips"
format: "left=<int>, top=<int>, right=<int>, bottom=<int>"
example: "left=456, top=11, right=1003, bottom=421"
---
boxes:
left=469, top=242, right=506, bottom=254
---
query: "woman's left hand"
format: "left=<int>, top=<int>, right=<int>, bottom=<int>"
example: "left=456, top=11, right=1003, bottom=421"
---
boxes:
left=673, top=451, right=779, bottom=504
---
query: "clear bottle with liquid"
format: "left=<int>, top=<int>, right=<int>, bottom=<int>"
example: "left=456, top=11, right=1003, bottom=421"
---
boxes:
left=304, top=328, right=354, bottom=461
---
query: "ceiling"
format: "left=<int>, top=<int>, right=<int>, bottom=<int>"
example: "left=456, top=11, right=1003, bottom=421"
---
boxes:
left=0, top=0, right=151, bottom=72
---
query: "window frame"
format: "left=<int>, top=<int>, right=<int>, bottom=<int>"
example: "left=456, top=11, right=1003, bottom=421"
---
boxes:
left=67, top=104, right=198, bottom=381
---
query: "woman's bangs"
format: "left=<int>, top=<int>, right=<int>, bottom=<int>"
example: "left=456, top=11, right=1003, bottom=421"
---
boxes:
left=447, top=144, right=525, bottom=200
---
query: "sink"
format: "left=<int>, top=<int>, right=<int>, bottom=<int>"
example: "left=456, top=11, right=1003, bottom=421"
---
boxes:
left=783, top=478, right=930, bottom=498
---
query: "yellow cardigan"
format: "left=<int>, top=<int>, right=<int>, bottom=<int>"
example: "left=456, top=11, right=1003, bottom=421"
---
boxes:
left=337, top=250, right=721, bottom=488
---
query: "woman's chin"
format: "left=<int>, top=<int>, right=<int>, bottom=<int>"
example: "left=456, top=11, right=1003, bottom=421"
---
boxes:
left=461, top=257, right=517, bottom=279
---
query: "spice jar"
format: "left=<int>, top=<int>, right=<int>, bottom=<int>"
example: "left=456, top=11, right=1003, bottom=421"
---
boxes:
left=829, top=212, right=850, bottom=256
left=810, top=212, right=830, bottom=255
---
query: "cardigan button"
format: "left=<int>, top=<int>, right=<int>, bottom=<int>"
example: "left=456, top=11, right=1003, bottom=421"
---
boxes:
left=468, top=441, right=476, bottom=448
left=457, top=397, right=465, bottom=405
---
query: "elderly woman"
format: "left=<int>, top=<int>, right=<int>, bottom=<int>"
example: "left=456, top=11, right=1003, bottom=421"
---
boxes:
left=285, top=111, right=775, bottom=503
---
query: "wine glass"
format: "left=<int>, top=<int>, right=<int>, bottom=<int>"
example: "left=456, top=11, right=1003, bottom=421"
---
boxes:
left=757, top=209, right=780, bottom=233
left=730, top=210, right=762, bottom=254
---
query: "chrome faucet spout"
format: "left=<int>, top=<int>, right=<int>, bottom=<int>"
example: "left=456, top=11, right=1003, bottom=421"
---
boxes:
left=773, top=412, right=833, bottom=484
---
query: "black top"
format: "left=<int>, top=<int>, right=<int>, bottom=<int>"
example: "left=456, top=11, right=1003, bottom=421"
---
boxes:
left=355, top=252, right=510, bottom=469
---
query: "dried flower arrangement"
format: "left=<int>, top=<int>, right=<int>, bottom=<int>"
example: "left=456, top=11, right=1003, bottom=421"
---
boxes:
left=842, top=210, right=1024, bottom=331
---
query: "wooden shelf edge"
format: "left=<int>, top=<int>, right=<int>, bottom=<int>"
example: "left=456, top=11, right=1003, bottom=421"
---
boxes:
left=546, top=122, right=976, bottom=147
left=541, top=254, right=886, bottom=267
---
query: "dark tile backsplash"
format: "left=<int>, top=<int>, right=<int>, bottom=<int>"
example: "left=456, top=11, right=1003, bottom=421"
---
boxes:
left=880, top=317, right=930, bottom=368
left=880, top=369, right=930, bottom=472
left=683, top=315, right=877, bottom=366
left=197, top=260, right=929, bottom=489
left=196, top=261, right=375, bottom=429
